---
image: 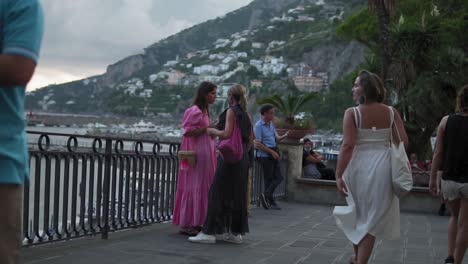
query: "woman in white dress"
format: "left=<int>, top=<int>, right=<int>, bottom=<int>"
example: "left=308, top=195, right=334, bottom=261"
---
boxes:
left=333, top=71, right=408, bottom=264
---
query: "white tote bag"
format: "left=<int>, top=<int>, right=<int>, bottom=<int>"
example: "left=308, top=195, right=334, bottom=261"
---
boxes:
left=389, top=107, right=413, bottom=198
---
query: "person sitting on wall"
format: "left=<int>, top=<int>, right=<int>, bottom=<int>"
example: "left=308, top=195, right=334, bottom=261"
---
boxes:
left=302, top=138, right=335, bottom=180
left=409, top=153, right=431, bottom=187
left=410, top=153, right=427, bottom=171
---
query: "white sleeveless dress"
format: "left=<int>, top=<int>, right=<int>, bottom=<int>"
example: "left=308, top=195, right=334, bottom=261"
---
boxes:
left=333, top=107, right=400, bottom=245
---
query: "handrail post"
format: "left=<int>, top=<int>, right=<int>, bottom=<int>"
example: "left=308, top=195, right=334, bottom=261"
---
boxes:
left=101, top=138, right=112, bottom=239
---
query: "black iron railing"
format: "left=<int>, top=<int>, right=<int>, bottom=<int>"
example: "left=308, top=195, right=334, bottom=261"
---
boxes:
left=250, top=152, right=288, bottom=206
left=25, top=131, right=180, bottom=245
left=24, top=131, right=287, bottom=246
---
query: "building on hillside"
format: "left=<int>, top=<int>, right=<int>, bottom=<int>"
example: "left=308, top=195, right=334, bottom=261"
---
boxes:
left=294, top=76, right=325, bottom=92
left=250, top=80, right=263, bottom=88
left=219, top=64, right=230, bottom=72
left=139, top=89, right=153, bottom=98
left=186, top=52, right=197, bottom=59
left=214, top=38, right=231, bottom=49
left=237, top=52, right=248, bottom=58
left=181, top=75, right=199, bottom=86
left=222, top=56, right=235, bottom=64
left=164, top=56, right=179, bottom=67
left=149, top=71, right=169, bottom=83
left=217, top=83, right=237, bottom=98
left=270, top=13, right=294, bottom=23
left=249, top=59, right=263, bottom=71
left=288, top=63, right=315, bottom=78
left=209, top=53, right=226, bottom=60
left=231, top=37, right=247, bottom=48
left=167, top=70, right=186, bottom=85
left=252, top=42, right=264, bottom=49
left=298, top=16, right=315, bottom=22
left=199, top=75, right=221, bottom=83
left=193, top=65, right=220, bottom=75
left=262, top=63, right=287, bottom=75
left=329, top=11, right=345, bottom=22
left=267, top=40, right=286, bottom=50
left=124, top=86, right=137, bottom=96
left=315, top=71, right=329, bottom=88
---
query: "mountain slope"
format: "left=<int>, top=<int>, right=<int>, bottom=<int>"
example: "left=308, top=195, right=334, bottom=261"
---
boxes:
left=26, top=0, right=366, bottom=117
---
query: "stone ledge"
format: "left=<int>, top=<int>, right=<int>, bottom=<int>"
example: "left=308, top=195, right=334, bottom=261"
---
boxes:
left=296, top=178, right=431, bottom=193
left=295, top=178, right=337, bottom=186
left=292, top=177, right=438, bottom=214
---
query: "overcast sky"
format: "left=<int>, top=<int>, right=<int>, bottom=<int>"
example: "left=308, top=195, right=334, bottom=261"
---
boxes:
left=29, top=0, right=253, bottom=91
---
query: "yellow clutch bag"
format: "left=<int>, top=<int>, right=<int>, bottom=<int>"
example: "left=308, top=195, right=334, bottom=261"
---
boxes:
left=178, top=150, right=197, bottom=168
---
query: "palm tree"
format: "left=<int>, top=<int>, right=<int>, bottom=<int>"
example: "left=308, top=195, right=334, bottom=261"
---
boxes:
left=368, top=0, right=396, bottom=81
left=256, top=93, right=316, bottom=127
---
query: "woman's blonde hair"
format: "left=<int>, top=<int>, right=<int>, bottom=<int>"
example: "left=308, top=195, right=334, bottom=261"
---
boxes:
left=456, top=85, right=468, bottom=113
left=228, top=84, right=248, bottom=111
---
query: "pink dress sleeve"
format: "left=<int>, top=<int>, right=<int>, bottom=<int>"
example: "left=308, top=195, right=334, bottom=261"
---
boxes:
left=182, top=106, right=204, bottom=136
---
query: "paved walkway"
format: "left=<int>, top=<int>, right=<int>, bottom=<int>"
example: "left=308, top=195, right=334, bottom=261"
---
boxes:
left=23, top=202, right=466, bottom=264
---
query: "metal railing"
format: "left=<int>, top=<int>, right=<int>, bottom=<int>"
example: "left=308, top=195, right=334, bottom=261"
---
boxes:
left=250, top=151, right=288, bottom=205
left=24, top=131, right=287, bottom=246
left=25, top=131, right=180, bottom=245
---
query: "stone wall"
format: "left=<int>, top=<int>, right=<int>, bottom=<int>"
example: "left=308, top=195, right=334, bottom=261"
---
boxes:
left=280, top=142, right=442, bottom=214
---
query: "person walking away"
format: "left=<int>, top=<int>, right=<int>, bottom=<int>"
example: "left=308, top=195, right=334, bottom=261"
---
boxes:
left=333, top=71, right=408, bottom=264
left=429, top=85, right=468, bottom=264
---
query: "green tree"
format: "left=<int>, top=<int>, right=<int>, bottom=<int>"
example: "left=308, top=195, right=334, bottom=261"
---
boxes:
left=257, top=93, right=317, bottom=127
left=246, top=66, right=261, bottom=79
left=368, top=0, right=396, bottom=80
left=337, top=0, right=468, bottom=158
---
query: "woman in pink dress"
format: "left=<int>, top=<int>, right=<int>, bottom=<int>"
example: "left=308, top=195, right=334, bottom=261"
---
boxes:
left=172, top=81, right=217, bottom=235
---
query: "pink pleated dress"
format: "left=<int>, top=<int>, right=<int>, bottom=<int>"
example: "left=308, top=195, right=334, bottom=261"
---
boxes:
left=172, top=105, right=216, bottom=228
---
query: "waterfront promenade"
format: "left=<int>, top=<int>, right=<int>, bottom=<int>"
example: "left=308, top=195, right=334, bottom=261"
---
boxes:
left=23, top=202, right=465, bottom=264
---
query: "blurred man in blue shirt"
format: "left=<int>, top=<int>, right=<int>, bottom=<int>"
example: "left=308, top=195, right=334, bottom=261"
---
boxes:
left=254, top=104, right=289, bottom=210
left=0, top=0, right=44, bottom=262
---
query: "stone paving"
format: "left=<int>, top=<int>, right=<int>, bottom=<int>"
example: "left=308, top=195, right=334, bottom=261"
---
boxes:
left=23, top=202, right=468, bottom=264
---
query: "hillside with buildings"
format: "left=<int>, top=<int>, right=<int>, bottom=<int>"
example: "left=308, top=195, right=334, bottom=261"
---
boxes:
left=26, top=0, right=366, bottom=120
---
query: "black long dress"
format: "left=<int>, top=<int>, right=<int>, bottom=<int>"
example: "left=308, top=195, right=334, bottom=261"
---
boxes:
left=202, top=104, right=251, bottom=235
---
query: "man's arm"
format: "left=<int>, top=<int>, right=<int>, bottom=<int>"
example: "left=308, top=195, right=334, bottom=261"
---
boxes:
left=275, top=130, right=290, bottom=141
left=1, top=0, right=44, bottom=87
left=0, top=54, right=36, bottom=87
left=305, top=153, right=323, bottom=163
left=253, top=122, right=280, bottom=159
left=429, top=116, right=448, bottom=195
left=254, top=140, right=275, bottom=156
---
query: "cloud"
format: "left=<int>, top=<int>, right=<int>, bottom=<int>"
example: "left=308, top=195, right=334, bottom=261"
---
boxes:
left=30, top=0, right=253, bottom=91
left=28, top=68, right=84, bottom=91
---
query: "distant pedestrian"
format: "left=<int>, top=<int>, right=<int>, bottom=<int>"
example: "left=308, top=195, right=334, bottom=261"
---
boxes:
left=0, top=0, right=44, bottom=263
left=189, top=84, right=252, bottom=244
left=429, top=85, right=468, bottom=264
left=172, top=81, right=217, bottom=236
left=333, top=71, right=407, bottom=264
left=254, top=104, right=289, bottom=210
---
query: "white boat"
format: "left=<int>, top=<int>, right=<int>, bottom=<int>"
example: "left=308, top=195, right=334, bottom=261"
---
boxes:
left=130, top=120, right=159, bottom=133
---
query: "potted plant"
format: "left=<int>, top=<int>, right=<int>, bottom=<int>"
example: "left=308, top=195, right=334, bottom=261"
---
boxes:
left=257, top=93, right=316, bottom=142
